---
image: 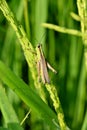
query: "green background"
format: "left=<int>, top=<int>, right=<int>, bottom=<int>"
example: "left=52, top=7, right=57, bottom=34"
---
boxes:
left=0, top=0, right=86, bottom=130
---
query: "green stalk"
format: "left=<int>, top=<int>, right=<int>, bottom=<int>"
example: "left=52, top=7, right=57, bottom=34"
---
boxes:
left=0, top=84, right=19, bottom=124
left=46, top=84, right=67, bottom=130
left=42, top=23, right=82, bottom=37
left=77, top=0, right=87, bottom=71
left=24, top=0, right=30, bottom=39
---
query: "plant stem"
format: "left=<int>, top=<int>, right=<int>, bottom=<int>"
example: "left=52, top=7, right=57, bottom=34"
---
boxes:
left=77, top=0, right=87, bottom=72
left=46, top=84, right=66, bottom=130
left=42, top=23, right=82, bottom=37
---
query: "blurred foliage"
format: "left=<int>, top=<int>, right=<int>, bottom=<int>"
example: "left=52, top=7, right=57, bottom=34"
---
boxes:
left=0, top=0, right=86, bottom=130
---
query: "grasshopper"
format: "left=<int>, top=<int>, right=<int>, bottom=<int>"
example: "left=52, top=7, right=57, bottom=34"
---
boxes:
left=36, top=44, right=57, bottom=84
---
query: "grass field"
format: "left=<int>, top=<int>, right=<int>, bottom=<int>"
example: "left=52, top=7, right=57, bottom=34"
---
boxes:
left=0, top=0, right=87, bottom=130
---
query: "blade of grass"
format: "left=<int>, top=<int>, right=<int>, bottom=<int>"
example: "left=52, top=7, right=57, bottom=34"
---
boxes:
left=0, top=84, right=19, bottom=124
left=1, top=0, right=24, bottom=75
left=0, top=60, right=59, bottom=129
left=81, top=111, right=87, bottom=130
left=34, top=0, right=48, bottom=43
left=24, top=0, right=30, bottom=39
left=72, top=56, right=86, bottom=128
left=8, top=123, right=23, bottom=130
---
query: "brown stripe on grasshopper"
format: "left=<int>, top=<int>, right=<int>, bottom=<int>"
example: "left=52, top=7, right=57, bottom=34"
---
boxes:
left=36, top=44, right=57, bottom=84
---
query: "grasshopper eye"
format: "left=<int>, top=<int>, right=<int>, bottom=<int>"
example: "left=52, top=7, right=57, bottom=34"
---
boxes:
left=37, top=44, right=41, bottom=48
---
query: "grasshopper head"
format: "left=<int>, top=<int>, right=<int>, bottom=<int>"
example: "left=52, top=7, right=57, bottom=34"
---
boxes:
left=37, top=44, right=42, bottom=49
left=36, top=44, right=43, bottom=58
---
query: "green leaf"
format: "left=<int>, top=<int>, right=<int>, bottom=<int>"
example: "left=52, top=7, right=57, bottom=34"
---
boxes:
left=0, top=61, right=59, bottom=129
left=0, top=85, right=19, bottom=124
left=8, top=123, right=23, bottom=130
left=0, top=123, right=24, bottom=130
